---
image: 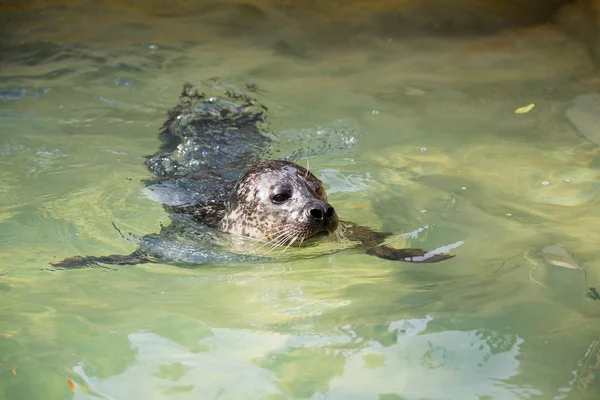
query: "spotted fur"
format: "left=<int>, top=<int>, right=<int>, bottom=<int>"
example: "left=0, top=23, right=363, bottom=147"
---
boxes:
left=219, top=160, right=338, bottom=246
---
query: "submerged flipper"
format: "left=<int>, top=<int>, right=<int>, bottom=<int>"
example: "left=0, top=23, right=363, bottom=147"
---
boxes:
left=49, top=231, right=269, bottom=270
left=50, top=250, right=152, bottom=270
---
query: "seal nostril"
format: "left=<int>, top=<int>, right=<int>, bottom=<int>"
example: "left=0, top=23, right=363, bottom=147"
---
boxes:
left=326, top=206, right=335, bottom=219
left=309, top=208, right=324, bottom=220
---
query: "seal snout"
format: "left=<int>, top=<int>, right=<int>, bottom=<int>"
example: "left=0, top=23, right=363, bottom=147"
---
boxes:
left=307, top=202, right=338, bottom=232
left=308, top=206, right=335, bottom=221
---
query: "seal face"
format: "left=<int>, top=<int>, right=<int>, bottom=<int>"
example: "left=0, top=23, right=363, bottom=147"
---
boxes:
left=219, top=160, right=339, bottom=246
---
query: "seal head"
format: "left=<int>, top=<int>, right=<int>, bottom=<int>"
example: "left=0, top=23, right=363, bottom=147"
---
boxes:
left=219, top=160, right=339, bottom=246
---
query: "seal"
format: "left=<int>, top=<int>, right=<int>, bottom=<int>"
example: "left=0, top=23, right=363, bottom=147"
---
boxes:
left=51, top=80, right=454, bottom=269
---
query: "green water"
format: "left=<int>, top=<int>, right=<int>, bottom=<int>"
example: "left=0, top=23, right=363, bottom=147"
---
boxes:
left=2, top=1, right=600, bottom=399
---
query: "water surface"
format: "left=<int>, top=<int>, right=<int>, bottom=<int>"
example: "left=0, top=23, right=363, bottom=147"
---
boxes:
left=1, top=1, right=600, bottom=399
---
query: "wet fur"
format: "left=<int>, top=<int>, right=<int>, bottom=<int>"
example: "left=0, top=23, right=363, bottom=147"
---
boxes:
left=219, top=160, right=337, bottom=244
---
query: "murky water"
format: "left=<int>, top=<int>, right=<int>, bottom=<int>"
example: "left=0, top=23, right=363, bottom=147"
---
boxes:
left=2, top=1, right=600, bottom=399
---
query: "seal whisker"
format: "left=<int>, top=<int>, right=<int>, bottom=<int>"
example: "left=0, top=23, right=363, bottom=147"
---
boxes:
left=268, top=231, right=294, bottom=248
left=281, top=235, right=299, bottom=254
left=266, top=233, right=294, bottom=254
left=267, top=226, right=296, bottom=242
left=297, top=232, right=308, bottom=247
left=249, top=226, right=288, bottom=245
left=249, top=236, right=280, bottom=252
left=250, top=225, right=293, bottom=243
left=334, top=230, right=342, bottom=243
left=257, top=224, right=291, bottom=236
left=304, top=158, right=310, bottom=179
left=251, top=234, right=288, bottom=252
left=251, top=226, right=295, bottom=252
left=333, top=221, right=347, bottom=242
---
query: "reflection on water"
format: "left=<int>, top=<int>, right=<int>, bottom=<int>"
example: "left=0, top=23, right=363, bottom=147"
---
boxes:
left=74, top=317, right=535, bottom=400
left=1, top=0, right=600, bottom=399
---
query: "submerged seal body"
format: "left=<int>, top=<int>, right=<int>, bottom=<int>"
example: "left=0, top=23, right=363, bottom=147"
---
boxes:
left=52, top=81, right=454, bottom=269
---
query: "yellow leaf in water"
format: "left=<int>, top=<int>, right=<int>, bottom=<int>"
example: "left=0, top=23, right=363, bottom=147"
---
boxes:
left=12, top=368, right=16, bottom=375
left=514, top=103, right=535, bottom=114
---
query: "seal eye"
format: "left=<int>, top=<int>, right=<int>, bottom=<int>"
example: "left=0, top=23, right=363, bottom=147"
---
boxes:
left=272, top=193, right=291, bottom=204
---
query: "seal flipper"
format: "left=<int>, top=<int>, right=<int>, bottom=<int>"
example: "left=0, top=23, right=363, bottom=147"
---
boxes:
left=50, top=250, right=152, bottom=270
left=342, top=221, right=455, bottom=263
left=365, top=245, right=455, bottom=263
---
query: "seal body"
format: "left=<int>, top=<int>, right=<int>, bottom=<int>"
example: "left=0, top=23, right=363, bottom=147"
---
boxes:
left=51, top=80, right=454, bottom=269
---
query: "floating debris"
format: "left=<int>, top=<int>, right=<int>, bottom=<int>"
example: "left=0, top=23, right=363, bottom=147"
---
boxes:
left=67, top=378, right=76, bottom=392
left=514, top=103, right=535, bottom=114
